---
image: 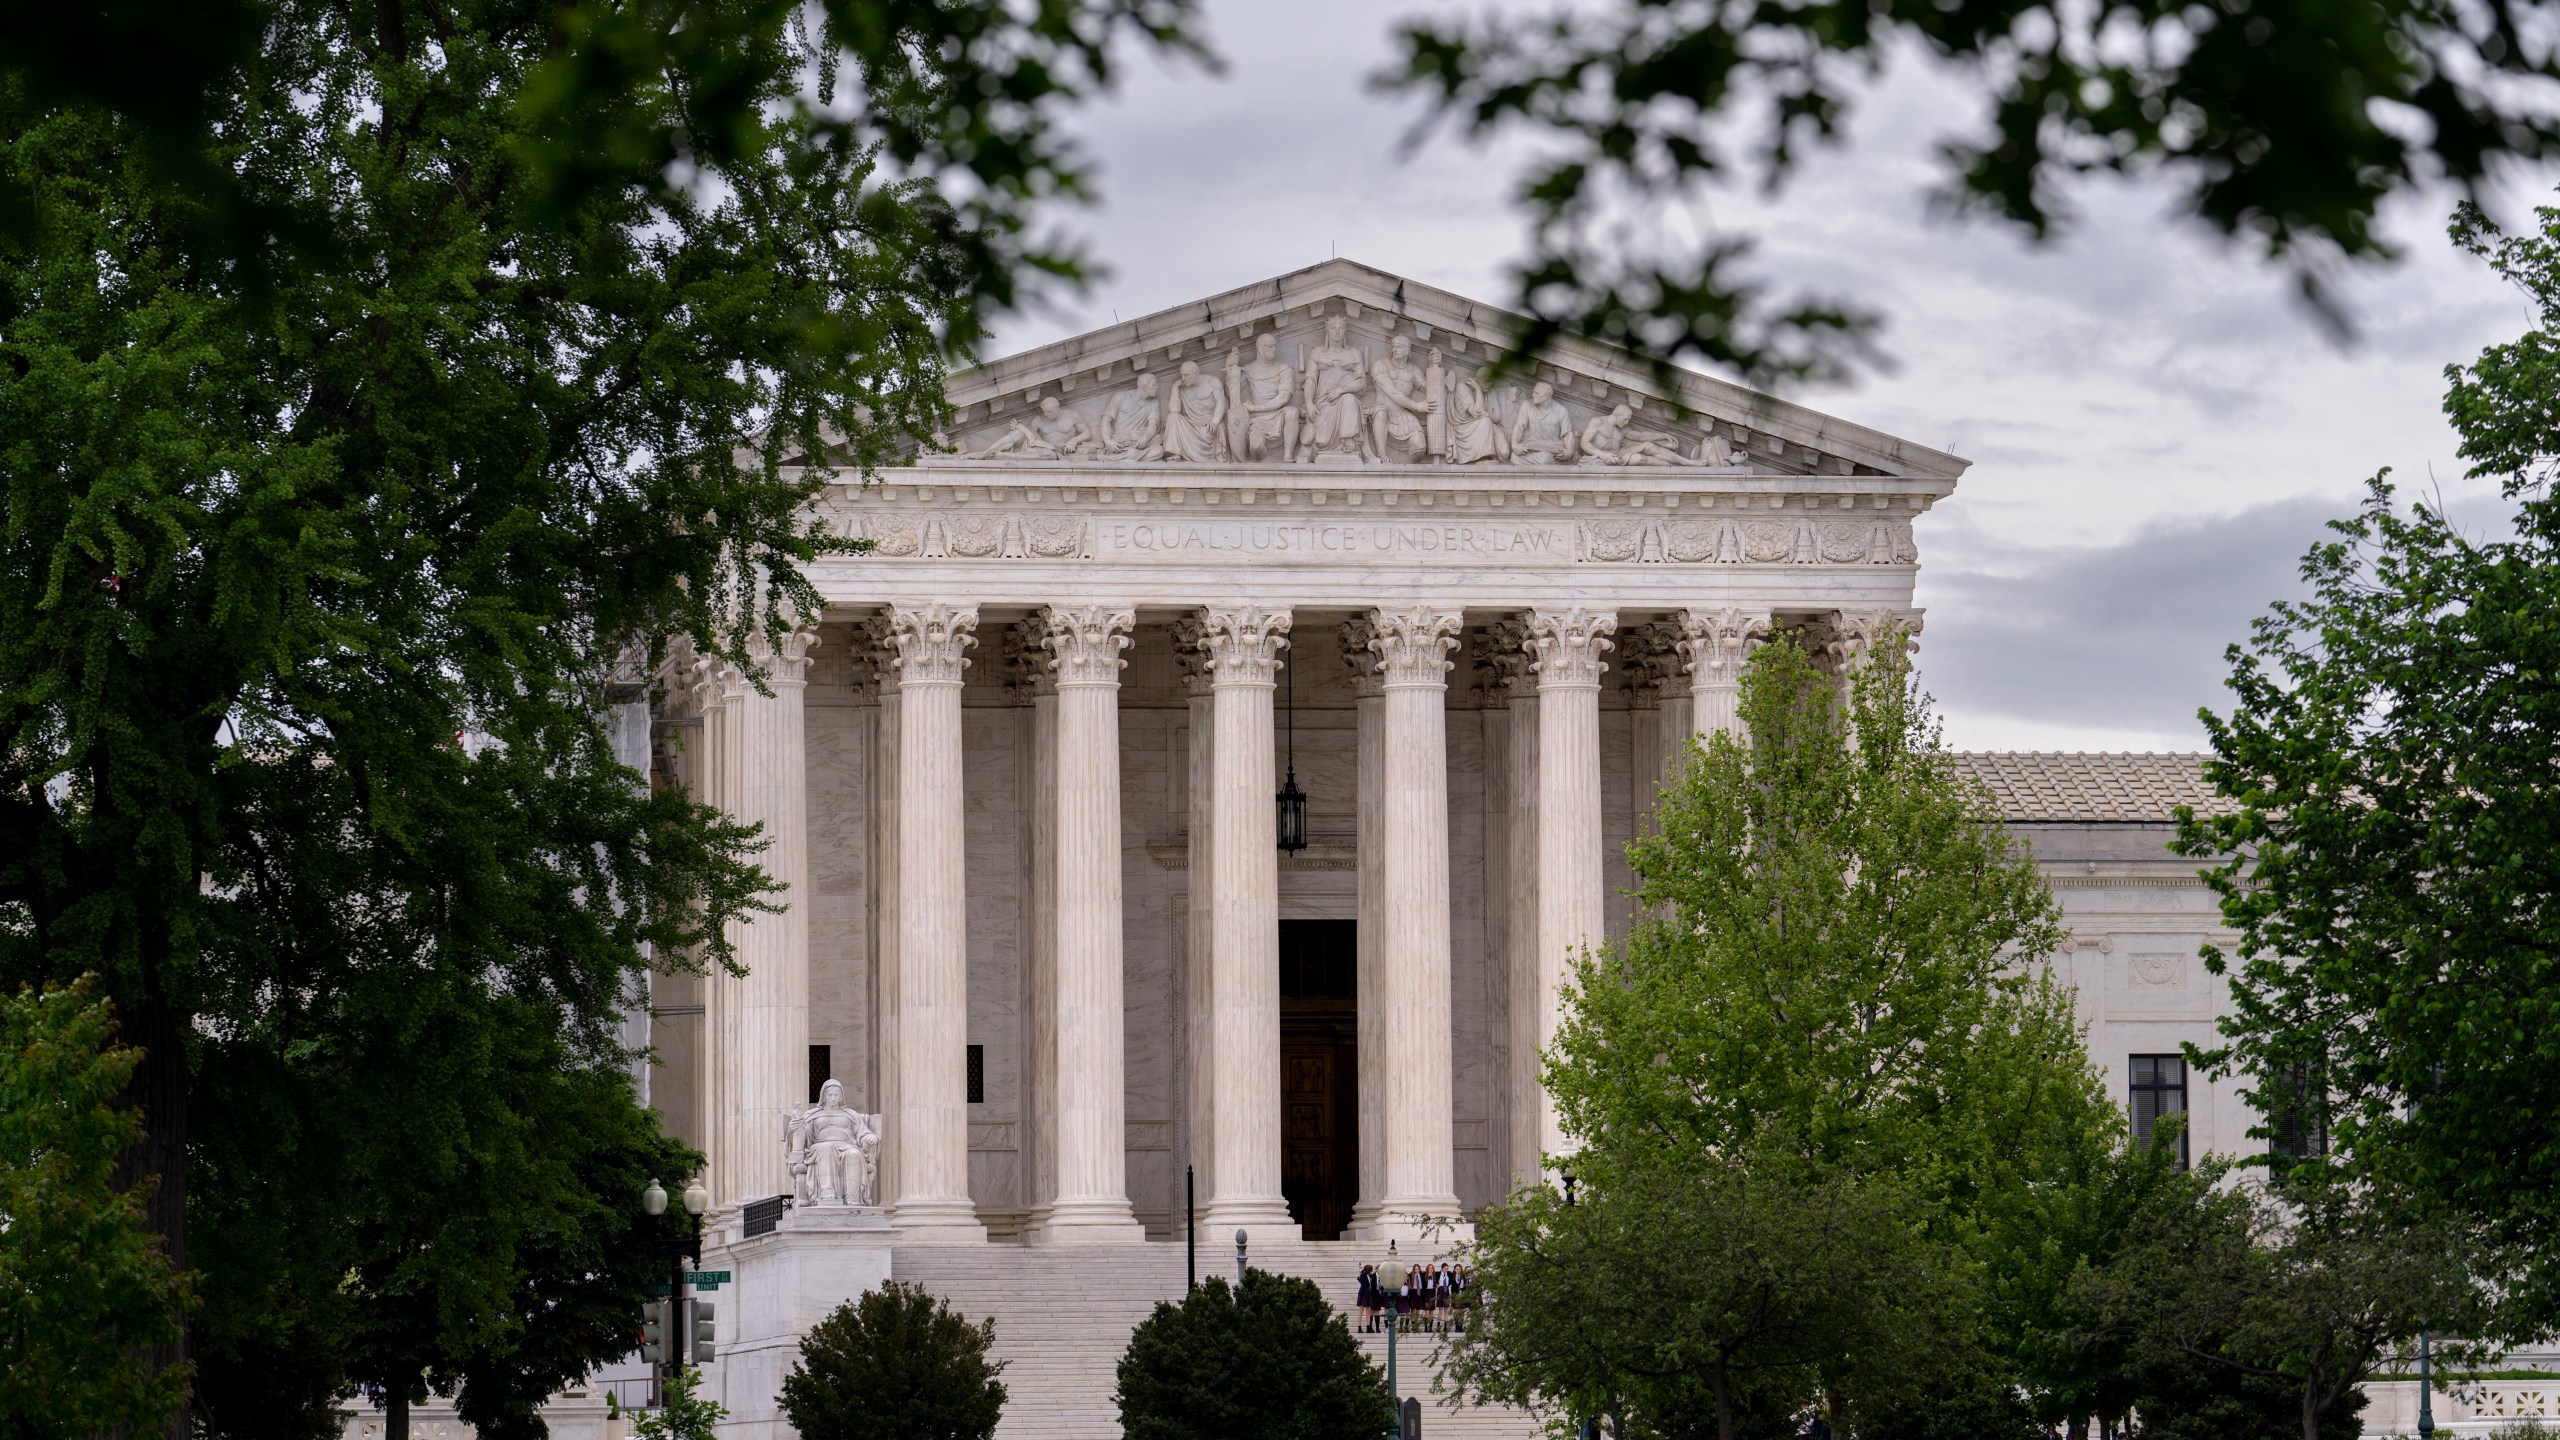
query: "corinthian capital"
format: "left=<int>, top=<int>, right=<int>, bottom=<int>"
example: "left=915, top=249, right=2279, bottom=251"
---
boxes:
left=1337, top=614, right=1384, bottom=698
left=744, top=624, right=823, bottom=682
left=1197, top=605, right=1292, bottom=684
left=887, top=603, right=978, bottom=685
left=1619, top=621, right=1687, bottom=708
left=1675, top=608, right=1769, bottom=685
left=1369, top=607, right=1463, bottom=688
left=1477, top=618, right=1537, bottom=701
left=1829, top=609, right=1922, bottom=674
left=1526, top=608, right=1617, bottom=690
left=1042, top=606, right=1136, bottom=686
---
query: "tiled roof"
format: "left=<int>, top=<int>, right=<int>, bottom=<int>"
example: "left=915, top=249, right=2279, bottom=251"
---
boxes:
left=1945, top=752, right=2236, bottom=824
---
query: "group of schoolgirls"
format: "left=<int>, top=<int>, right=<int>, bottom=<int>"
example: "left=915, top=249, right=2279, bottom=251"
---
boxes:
left=1353, top=1260, right=1471, bottom=1334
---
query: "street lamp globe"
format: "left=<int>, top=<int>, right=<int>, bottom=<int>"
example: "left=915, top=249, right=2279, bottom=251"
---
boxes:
left=682, top=1179, right=710, bottom=1216
left=642, top=1180, right=668, bottom=1216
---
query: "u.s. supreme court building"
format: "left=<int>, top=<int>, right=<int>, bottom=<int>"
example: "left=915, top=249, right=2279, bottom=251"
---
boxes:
left=575, top=262, right=2269, bottom=1437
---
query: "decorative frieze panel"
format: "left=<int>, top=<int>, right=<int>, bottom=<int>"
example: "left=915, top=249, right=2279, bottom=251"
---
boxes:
left=829, top=503, right=1918, bottom=569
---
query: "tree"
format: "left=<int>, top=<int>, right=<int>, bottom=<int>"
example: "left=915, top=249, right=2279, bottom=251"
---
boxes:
left=779, top=1282, right=1007, bottom=1440
left=1390, top=2, right=2560, bottom=384
left=2177, top=199, right=2560, bottom=1322
left=1445, top=1146, right=1971, bottom=1440
left=615, top=1367, right=724, bottom=1440
left=0, top=2, right=1177, bottom=1429
left=1115, top=1268, right=1394, bottom=1440
left=0, top=978, right=189, bottom=1438
left=1550, top=635, right=2112, bottom=1216
left=2074, top=1173, right=2495, bottom=1440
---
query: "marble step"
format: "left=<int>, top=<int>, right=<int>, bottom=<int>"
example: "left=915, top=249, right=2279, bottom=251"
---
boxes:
left=888, top=1241, right=1537, bottom=1440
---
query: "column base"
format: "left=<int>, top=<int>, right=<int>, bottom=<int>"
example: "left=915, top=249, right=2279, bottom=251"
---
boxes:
left=1031, top=1197, right=1148, bottom=1245
left=890, top=1197, right=989, bottom=1244
left=1201, top=1196, right=1303, bottom=1247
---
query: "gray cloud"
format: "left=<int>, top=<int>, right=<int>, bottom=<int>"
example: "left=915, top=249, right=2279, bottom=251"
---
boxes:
left=1914, top=495, right=2351, bottom=748
left=979, top=0, right=2558, bottom=750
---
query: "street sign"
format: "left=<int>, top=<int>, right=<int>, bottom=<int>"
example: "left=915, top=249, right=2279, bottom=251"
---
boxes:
left=682, top=1270, right=731, bottom=1285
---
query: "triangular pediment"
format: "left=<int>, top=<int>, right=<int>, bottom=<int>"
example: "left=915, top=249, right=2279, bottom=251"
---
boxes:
left=927, top=259, right=1967, bottom=480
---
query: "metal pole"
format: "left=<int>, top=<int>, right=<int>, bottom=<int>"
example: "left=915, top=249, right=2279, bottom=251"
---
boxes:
left=1385, top=1242, right=1400, bottom=1430
left=1186, top=1165, right=1196, bottom=1293
left=667, top=1223, right=686, bottom=1381
left=2417, top=1330, right=2436, bottom=1438
left=1235, top=1228, right=1249, bottom=1289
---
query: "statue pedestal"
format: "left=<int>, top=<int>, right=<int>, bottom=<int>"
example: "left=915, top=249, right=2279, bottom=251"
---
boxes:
left=705, top=1206, right=893, bottom=1438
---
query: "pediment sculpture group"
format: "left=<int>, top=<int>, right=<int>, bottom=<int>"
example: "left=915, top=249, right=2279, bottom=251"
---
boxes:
left=962, top=318, right=1740, bottom=469
left=782, top=1078, right=881, bottom=1208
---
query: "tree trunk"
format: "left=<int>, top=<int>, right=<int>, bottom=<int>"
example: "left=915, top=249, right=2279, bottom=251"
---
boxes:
left=1711, top=1361, right=1733, bottom=1440
left=2067, top=1418, right=2087, bottom=1440
left=115, top=995, right=190, bottom=1440
left=388, top=1391, right=409, bottom=1440
left=2304, top=1381, right=2323, bottom=1440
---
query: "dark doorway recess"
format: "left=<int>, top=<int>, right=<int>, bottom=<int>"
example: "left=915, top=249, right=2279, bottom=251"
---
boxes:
left=1280, top=919, right=1359, bottom=1241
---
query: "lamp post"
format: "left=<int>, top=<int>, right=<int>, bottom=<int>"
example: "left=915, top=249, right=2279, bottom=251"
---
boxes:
left=2416, top=1329, right=2436, bottom=1439
left=1381, top=1239, right=1405, bottom=1434
left=642, top=1177, right=710, bottom=1387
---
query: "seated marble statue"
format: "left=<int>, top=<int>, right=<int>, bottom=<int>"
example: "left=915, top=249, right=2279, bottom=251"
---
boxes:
left=1696, top=430, right=1739, bottom=467
left=1162, top=359, right=1227, bottom=462
left=783, top=1079, right=881, bottom=1206
left=970, top=396, right=1092, bottom=460
left=1094, top=373, right=1165, bottom=461
left=1579, top=404, right=1699, bottom=466
left=1444, top=375, right=1511, bottom=464
left=1508, top=381, right=1576, bottom=464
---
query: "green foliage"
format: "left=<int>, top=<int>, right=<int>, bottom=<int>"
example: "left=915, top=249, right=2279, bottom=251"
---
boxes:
left=0, top=1, right=1206, bottom=331
left=2179, top=199, right=2560, bottom=1322
left=779, top=1282, right=1007, bottom=1440
left=2074, top=1175, right=2490, bottom=1440
left=614, top=1367, right=726, bottom=1440
left=0, top=0, right=1136, bottom=1424
left=0, top=978, right=189, bottom=1437
left=1447, top=1146, right=1972, bottom=1440
left=1551, top=636, right=2105, bottom=1215
left=1390, top=3, right=2560, bottom=385
left=1115, top=1268, right=1393, bottom=1440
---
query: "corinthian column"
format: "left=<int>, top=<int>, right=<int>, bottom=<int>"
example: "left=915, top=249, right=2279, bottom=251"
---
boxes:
left=1197, top=604, right=1300, bottom=1242
left=888, top=602, right=986, bottom=1242
left=714, top=626, right=819, bottom=1208
left=1337, top=614, right=1386, bottom=1237
left=1528, top=607, right=1615, bottom=1166
left=1035, top=606, right=1146, bottom=1242
left=1481, top=621, right=1542, bottom=1191
left=1361, top=606, right=1467, bottom=1239
left=1677, top=608, right=1766, bottom=739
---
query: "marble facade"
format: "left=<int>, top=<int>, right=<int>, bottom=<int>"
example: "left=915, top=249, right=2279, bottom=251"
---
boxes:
left=644, top=261, right=2256, bottom=1260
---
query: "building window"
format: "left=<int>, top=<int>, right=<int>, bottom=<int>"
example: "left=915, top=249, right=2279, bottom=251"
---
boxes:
left=2270, top=1061, right=2329, bottom=1167
left=808, top=1044, right=831, bottom=1105
left=967, top=1044, right=984, bottom=1106
left=2130, top=1054, right=2189, bottom=1170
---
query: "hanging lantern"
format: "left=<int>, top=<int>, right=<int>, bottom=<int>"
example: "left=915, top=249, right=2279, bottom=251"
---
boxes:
left=1276, top=655, right=1309, bottom=853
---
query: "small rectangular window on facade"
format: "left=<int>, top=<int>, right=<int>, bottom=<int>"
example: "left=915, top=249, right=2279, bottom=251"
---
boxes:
left=967, top=1044, right=984, bottom=1106
left=2271, top=1061, right=2329, bottom=1166
left=808, top=1044, right=831, bottom=1105
left=2129, top=1054, right=2190, bottom=1170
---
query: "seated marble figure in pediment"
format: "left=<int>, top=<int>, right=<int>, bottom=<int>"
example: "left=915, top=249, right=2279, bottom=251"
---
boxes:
left=916, top=261, right=1963, bottom=482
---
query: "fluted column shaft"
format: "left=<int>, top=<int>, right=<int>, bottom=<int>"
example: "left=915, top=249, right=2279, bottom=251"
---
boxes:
left=1198, top=605, right=1300, bottom=1241
left=1017, top=629, right=1059, bottom=1240
left=688, top=656, right=739, bottom=1189
left=714, top=629, right=818, bottom=1208
left=1038, top=607, right=1146, bottom=1242
left=1340, top=617, right=1387, bottom=1236
left=863, top=623, right=904, bottom=1207
left=1364, top=607, right=1466, bottom=1238
left=1529, top=608, right=1615, bottom=1167
left=1483, top=624, right=1545, bottom=1191
left=889, top=603, right=987, bottom=1241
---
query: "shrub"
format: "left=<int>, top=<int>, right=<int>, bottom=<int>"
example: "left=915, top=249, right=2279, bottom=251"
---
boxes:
left=1116, top=1268, right=1396, bottom=1440
left=778, top=1282, right=1007, bottom=1440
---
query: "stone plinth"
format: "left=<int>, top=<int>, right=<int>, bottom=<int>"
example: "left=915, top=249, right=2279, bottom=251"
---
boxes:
left=706, top=1207, right=896, bottom=1438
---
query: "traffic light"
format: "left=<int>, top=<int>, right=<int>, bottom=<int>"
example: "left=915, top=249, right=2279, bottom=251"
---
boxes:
left=691, top=1300, right=717, bottom=1363
left=640, top=1301, right=668, bottom=1366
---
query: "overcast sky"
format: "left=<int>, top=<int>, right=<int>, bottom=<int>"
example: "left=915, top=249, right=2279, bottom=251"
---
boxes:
left=977, top=0, right=2550, bottom=754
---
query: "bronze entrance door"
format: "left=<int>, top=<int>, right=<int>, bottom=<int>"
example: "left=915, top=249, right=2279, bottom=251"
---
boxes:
left=1279, top=919, right=1359, bottom=1242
